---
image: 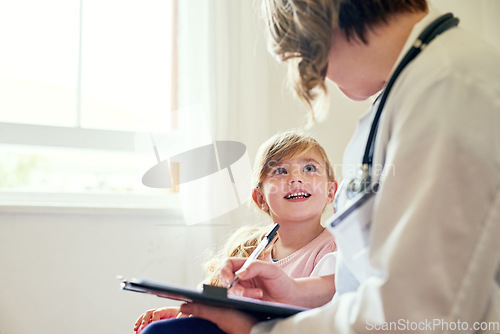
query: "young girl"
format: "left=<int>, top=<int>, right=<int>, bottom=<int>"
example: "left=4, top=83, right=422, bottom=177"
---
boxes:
left=134, top=130, right=337, bottom=333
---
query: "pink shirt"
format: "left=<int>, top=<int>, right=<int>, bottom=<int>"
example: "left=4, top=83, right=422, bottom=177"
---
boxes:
left=262, top=229, right=336, bottom=278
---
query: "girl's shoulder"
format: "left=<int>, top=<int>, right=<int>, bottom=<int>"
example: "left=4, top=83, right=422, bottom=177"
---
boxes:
left=308, top=228, right=336, bottom=251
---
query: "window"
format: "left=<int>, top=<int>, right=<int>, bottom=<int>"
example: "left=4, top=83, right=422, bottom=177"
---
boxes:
left=0, top=0, right=188, bottom=208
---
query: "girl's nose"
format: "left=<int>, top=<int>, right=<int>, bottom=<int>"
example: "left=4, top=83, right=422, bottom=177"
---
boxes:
left=288, top=174, right=303, bottom=185
left=288, top=167, right=304, bottom=184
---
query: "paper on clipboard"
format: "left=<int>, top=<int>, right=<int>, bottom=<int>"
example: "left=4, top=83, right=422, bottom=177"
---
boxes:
left=326, top=187, right=376, bottom=283
left=120, top=277, right=308, bottom=320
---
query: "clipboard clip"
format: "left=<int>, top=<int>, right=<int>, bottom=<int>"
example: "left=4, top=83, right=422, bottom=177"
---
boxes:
left=203, top=284, right=228, bottom=298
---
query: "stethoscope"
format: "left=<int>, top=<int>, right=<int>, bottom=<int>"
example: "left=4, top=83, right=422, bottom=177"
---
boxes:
left=338, top=13, right=459, bottom=204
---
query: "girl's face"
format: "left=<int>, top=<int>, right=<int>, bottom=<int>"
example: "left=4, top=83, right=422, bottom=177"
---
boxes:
left=253, top=150, right=336, bottom=224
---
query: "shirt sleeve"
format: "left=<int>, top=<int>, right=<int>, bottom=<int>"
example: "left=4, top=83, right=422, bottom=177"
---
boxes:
left=310, top=251, right=336, bottom=277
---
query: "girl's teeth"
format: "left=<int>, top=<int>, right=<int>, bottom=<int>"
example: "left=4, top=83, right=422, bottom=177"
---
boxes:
left=287, top=192, right=309, bottom=199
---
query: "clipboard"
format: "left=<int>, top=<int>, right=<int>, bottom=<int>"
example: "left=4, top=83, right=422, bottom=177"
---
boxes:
left=120, top=277, right=308, bottom=320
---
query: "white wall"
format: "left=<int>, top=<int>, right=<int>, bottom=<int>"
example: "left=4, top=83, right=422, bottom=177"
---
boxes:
left=0, top=1, right=498, bottom=334
left=0, top=207, right=241, bottom=334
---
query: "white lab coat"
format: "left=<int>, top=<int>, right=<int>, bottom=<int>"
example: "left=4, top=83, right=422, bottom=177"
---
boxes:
left=252, top=7, right=500, bottom=334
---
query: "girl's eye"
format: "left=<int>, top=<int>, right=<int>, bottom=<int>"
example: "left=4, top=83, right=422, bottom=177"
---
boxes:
left=304, top=164, right=317, bottom=172
left=273, top=167, right=287, bottom=175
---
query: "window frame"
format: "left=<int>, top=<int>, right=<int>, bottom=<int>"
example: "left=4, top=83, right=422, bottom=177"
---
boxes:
left=0, top=0, right=182, bottom=211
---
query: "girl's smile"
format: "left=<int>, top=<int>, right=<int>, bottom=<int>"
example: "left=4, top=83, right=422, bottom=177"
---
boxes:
left=284, top=189, right=311, bottom=201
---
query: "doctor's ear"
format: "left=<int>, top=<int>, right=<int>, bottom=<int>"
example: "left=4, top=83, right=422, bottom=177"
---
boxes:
left=252, top=188, right=269, bottom=212
left=326, top=181, right=338, bottom=204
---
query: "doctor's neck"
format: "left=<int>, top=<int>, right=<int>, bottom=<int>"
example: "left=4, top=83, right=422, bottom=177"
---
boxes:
left=368, top=11, right=428, bottom=85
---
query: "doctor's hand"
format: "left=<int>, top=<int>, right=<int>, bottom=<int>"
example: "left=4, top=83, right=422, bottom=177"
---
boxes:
left=180, top=302, right=257, bottom=334
left=222, top=258, right=335, bottom=308
left=221, top=258, right=299, bottom=305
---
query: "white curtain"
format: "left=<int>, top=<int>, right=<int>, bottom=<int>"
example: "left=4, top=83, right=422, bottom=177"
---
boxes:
left=178, top=0, right=272, bottom=151
left=175, top=0, right=277, bottom=231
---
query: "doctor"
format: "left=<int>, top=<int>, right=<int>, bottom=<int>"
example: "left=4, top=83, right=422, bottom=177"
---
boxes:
left=181, top=0, right=500, bottom=333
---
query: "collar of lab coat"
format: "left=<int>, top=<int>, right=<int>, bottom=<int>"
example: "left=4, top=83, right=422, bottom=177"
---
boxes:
left=389, top=6, right=444, bottom=82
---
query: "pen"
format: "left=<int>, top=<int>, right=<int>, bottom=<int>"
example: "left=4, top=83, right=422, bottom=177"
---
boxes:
left=227, top=223, right=280, bottom=289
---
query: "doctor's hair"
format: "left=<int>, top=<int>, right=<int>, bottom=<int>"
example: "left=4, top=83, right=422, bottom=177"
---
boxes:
left=202, top=130, right=334, bottom=287
left=260, top=0, right=428, bottom=111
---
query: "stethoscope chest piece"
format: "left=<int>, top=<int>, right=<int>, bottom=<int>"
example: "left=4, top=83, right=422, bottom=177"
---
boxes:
left=346, top=163, right=372, bottom=199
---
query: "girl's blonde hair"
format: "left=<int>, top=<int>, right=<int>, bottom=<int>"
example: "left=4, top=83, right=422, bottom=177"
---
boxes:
left=203, top=224, right=276, bottom=287
left=203, top=130, right=334, bottom=286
